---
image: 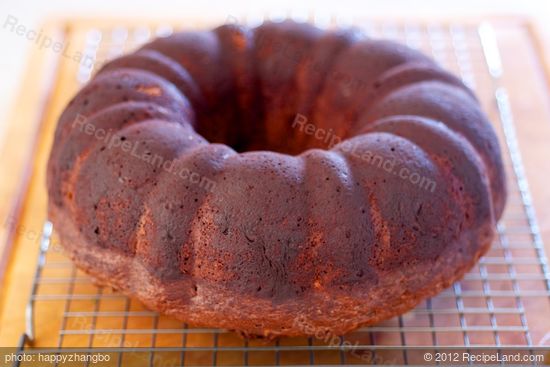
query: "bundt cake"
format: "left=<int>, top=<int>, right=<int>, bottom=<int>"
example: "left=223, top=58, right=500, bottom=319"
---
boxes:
left=47, top=20, right=507, bottom=338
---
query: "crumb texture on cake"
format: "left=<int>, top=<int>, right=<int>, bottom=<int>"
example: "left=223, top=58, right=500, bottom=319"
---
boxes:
left=47, top=20, right=506, bottom=338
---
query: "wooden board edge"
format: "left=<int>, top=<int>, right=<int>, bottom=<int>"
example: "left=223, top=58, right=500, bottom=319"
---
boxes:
left=0, top=23, right=65, bottom=304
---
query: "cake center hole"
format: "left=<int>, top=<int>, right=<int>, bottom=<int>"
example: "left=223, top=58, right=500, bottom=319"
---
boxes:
left=195, top=110, right=330, bottom=155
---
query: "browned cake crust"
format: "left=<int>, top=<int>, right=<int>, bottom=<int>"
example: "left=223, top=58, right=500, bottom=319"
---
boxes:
left=46, top=20, right=506, bottom=338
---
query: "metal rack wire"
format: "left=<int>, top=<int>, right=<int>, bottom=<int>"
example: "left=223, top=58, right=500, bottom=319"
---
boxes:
left=14, top=17, right=550, bottom=366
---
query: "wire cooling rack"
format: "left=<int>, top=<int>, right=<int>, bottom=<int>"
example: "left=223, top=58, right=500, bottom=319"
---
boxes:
left=13, top=16, right=550, bottom=366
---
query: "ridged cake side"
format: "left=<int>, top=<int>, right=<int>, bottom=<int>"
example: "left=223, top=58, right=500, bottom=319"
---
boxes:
left=47, top=20, right=506, bottom=338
